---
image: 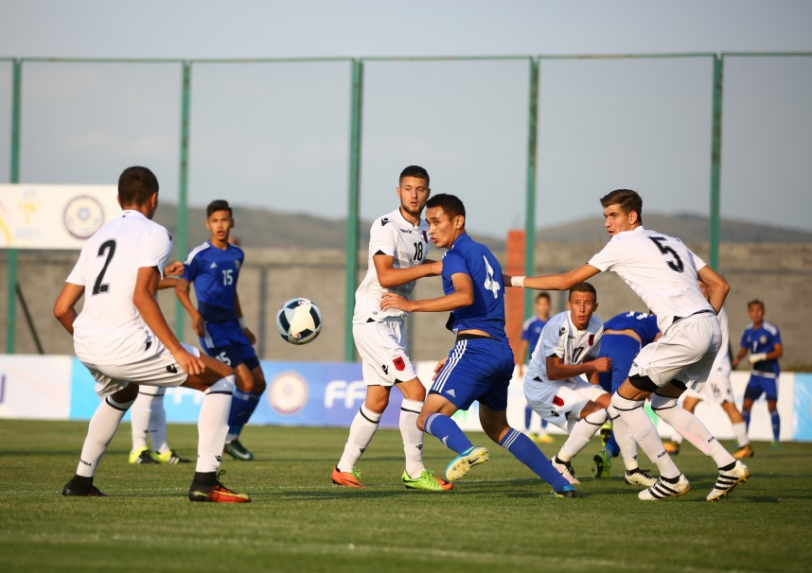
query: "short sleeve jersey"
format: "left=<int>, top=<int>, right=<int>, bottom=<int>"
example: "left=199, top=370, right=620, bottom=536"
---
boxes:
left=442, top=233, right=507, bottom=341
left=67, top=210, right=172, bottom=365
left=587, top=226, right=713, bottom=332
left=525, top=311, right=604, bottom=383
left=521, top=316, right=547, bottom=363
left=352, top=208, right=430, bottom=323
left=740, top=320, right=782, bottom=376
left=183, top=241, right=244, bottom=323
left=603, top=311, right=660, bottom=345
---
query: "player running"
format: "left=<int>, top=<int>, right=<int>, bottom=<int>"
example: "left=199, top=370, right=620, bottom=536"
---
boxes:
left=731, top=298, right=783, bottom=449
left=381, top=193, right=575, bottom=498
left=175, top=200, right=267, bottom=461
left=331, top=165, right=450, bottom=491
left=507, top=188, right=750, bottom=501
left=55, top=166, right=249, bottom=502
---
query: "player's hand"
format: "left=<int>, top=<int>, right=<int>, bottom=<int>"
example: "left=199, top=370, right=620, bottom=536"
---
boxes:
left=172, top=347, right=205, bottom=377
left=164, top=261, right=185, bottom=276
left=243, top=327, right=257, bottom=345
left=380, top=292, right=413, bottom=312
left=590, top=357, right=611, bottom=373
left=748, top=352, right=767, bottom=365
left=731, top=357, right=740, bottom=369
left=191, top=312, right=205, bottom=337
left=432, top=357, right=448, bottom=381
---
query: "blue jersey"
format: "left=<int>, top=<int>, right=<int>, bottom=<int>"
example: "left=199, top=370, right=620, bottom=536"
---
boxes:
left=183, top=241, right=244, bottom=323
left=740, top=321, right=781, bottom=376
left=603, top=311, right=660, bottom=345
left=442, top=233, right=507, bottom=341
left=521, top=316, right=547, bottom=362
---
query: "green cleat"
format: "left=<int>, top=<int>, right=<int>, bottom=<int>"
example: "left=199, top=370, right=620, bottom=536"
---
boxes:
left=599, top=421, right=612, bottom=447
left=445, top=446, right=489, bottom=482
left=129, top=446, right=159, bottom=465
left=224, top=439, right=254, bottom=461
left=592, top=448, right=612, bottom=479
left=402, top=469, right=452, bottom=492
left=155, top=449, right=191, bottom=464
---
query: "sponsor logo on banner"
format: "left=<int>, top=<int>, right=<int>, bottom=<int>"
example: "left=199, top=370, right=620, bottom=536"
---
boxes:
left=268, top=371, right=309, bottom=415
left=64, top=195, right=105, bottom=239
left=324, top=380, right=367, bottom=408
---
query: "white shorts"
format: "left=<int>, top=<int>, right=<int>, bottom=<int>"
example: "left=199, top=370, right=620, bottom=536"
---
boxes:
left=524, top=376, right=608, bottom=432
left=83, top=343, right=197, bottom=398
left=630, top=312, right=721, bottom=389
left=684, top=367, right=735, bottom=406
left=353, top=318, right=417, bottom=386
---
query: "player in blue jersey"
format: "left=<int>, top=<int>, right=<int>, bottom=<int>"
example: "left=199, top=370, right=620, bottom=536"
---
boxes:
left=592, top=311, right=660, bottom=485
left=381, top=194, right=575, bottom=497
left=731, top=299, right=783, bottom=448
left=516, top=292, right=554, bottom=443
left=175, top=200, right=267, bottom=461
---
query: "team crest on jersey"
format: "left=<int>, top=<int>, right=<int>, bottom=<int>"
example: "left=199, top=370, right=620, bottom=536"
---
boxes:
left=393, top=356, right=406, bottom=371
left=760, top=335, right=767, bottom=344
left=589, top=334, right=595, bottom=346
left=235, top=260, right=241, bottom=269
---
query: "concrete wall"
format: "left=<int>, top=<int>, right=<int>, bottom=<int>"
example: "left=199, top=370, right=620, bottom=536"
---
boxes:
left=2, top=241, right=811, bottom=369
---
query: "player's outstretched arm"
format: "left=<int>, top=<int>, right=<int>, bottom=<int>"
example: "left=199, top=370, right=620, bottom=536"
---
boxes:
left=135, top=266, right=205, bottom=376
left=545, top=354, right=611, bottom=381
left=697, top=266, right=730, bottom=314
left=53, top=283, right=85, bottom=336
left=173, top=277, right=204, bottom=336
left=380, top=271, right=474, bottom=313
left=374, top=255, right=442, bottom=288
left=509, top=264, right=600, bottom=291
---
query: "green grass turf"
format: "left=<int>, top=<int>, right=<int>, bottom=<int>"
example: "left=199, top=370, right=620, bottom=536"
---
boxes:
left=1, top=420, right=810, bottom=573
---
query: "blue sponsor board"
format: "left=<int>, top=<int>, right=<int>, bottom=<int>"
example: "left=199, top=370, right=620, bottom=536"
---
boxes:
left=69, top=359, right=404, bottom=429
left=793, top=373, right=812, bottom=441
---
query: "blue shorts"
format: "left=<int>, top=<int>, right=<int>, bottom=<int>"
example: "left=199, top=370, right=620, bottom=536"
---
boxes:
left=200, top=319, right=260, bottom=371
left=597, top=335, right=642, bottom=394
left=430, top=336, right=514, bottom=411
left=744, top=374, right=778, bottom=402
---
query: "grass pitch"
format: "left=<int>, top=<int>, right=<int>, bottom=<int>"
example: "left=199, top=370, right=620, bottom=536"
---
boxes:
left=1, top=420, right=810, bottom=573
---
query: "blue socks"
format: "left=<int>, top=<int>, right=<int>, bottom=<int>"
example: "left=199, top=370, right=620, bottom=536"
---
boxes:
left=228, top=389, right=261, bottom=437
left=500, top=428, right=570, bottom=492
left=771, top=410, right=781, bottom=442
left=743, top=409, right=751, bottom=431
left=424, top=413, right=473, bottom=455
left=524, top=406, right=532, bottom=430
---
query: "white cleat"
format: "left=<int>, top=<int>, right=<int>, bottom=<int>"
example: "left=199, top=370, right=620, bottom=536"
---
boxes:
left=624, top=468, right=658, bottom=488
left=707, top=461, right=751, bottom=502
left=551, top=457, right=581, bottom=485
left=638, top=474, right=690, bottom=501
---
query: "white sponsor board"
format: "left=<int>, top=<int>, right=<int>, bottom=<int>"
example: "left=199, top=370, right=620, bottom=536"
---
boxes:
left=0, top=184, right=120, bottom=249
left=0, top=355, right=73, bottom=420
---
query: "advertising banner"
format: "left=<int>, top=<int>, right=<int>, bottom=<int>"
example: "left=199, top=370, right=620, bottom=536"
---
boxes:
left=0, top=355, right=73, bottom=419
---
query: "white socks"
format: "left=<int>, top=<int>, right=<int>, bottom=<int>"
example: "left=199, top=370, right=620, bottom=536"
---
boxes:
left=558, top=408, right=607, bottom=463
left=400, top=399, right=425, bottom=478
left=337, top=404, right=381, bottom=473
left=608, top=407, right=641, bottom=471
left=76, top=396, right=133, bottom=478
left=196, top=376, right=235, bottom=473
left=611, top=393, right=680, bottom=479
left=732, top=422, right=749, bottom=448
left=131, top=387, right=169, bottom=454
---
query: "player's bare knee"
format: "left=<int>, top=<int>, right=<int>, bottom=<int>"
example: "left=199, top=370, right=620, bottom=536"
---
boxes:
left=397, top=378, right=426, bottom=402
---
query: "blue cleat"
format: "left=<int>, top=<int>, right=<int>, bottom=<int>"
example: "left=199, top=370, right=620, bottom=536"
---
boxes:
left=551, top=484, right=578, bottom=498
left=445, top=446, right=489, bottom=482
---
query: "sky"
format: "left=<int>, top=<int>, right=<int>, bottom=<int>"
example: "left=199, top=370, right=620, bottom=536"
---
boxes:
left=0, top=0, right=811, bottom=237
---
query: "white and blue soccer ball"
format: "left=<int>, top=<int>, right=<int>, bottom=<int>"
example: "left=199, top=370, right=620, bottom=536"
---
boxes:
left=275, top=298, right=323, bottom=345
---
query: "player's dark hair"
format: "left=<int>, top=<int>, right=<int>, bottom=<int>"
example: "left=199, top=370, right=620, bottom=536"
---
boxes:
left=207, top=199, right=232, bottom=218
left=118, top=166, right=159, bottom=206
left=600, top=189, right=643, bottom=224
left=426, top=193, right=465, bottom=220
left=747, top=298, right=764, bottom=310
left=569, top=282, right=597, bottom=301
left=536, top=292, right=551, bottom=302
left=400, top=165, right=430, bottom=186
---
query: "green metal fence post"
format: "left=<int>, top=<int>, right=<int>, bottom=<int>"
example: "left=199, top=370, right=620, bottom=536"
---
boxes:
left=344, top=59, right=364, bottom=362
left=524, top=58, right=540, bottom=318
left=174, top=61, right=192, bottom=338
left=5, top=59, right=22, bottom=354
left=709, top=54, right=724, bottom=270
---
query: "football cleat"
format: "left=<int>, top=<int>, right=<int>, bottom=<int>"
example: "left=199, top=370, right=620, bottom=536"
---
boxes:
left=663, top=440, right=680, bottom=455
left=402, top=469, right=452, bottom=492
left=551, top=484, right=579, bottom=498
left=599, top=421, right=612, bottom=447
left=445, top=446, right=490, bottom=482
left=129, top=446, right=159, bottom=465
left=706, top=461, right=750, bottom=502
left=624, top=468, right=658, bottom=487
left=188, top=471, right=250, bottom=503
left=155, top=449, right=192, bottom=464
left=224, top=439, right=254, bottom=461
left=551, top=456, right=580, bottom=485
left=533, top=433, right=555, bottom=444
left=638, top=474, right=690, bottom=501
left=62, top=477, right=107, bottom=497
left=769, top=441, right=780, bottom=451
left=732, top=444, right=754, bottom=459
left=592, top=448, right=612, bottom=479
left=331, top=467, right=365, bottom=488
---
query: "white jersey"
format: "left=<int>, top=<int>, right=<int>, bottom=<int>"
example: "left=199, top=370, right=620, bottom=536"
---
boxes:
left=352, top=207, right=430, bottom=323
left=525, top=311, right=604, bottom=383
left=67, top=210, right=173, bottom=365
left=587, top=226, right=713, bottom=332
left=711, top=306, right=731, bottom=376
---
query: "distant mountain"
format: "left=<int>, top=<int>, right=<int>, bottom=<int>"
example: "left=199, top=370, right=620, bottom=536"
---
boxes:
left=155, top=205, right=812, bottom=250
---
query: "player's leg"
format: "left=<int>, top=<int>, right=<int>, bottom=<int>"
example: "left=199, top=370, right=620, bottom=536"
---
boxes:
left=664, top=393, right=700, bottom=455
left=333, top=383, right=390, bottom=487
left=606, top=408, right=657, bottom=486
left=224, top=361, right=264, bottom=461
left=722, top=401, right=753, bottom=458
left=766, top=376, right=780, bottom=447
left=129, top=386, right=161, bottom=464
left=741, top=376, right=761, bottom=432
left=147, top=386, right=191, bottom=464
left=63, top=378, right=139, bottom=496
left=552, top=388, right=608, bottom=483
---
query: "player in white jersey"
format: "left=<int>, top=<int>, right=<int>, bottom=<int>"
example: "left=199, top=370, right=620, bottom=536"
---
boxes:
left=54, top=166, right=249, bottom=503
left=331, top=165, right=451, bottom=492
left=507, top=189, right=749, bottom=502
left=664, top=282, right=752, bottom=459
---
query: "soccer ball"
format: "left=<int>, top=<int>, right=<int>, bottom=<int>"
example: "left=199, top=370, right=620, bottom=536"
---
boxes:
left=276, top=298, right=323, bottom=345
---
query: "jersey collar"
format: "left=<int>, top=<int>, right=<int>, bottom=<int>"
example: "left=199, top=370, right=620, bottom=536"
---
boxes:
left=392, top=207, right=425, bottom=229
